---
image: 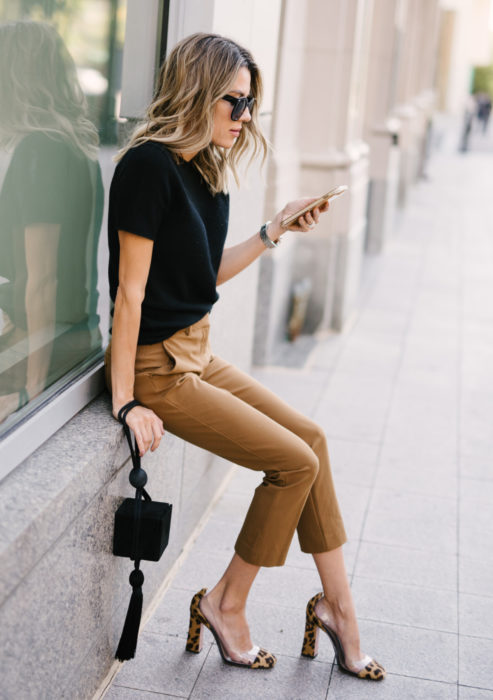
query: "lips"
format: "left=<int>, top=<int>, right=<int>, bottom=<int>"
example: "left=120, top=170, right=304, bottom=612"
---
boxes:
left=230, top=129, right=241, bottom=137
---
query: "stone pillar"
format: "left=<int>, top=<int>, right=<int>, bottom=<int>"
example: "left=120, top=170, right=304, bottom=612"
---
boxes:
left=363, top=0, right=402, bottom=254
left=253, top=0, right=309, bottom=363
left=394, top=0, right=439, bottom=205
left=295, top=0, right=373, bottom=332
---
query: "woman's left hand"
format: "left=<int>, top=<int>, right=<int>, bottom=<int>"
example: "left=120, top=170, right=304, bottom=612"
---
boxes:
left=268, top=197, right=330, bottom=242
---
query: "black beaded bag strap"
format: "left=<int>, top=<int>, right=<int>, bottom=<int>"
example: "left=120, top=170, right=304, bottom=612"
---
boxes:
left=115, top=399, right=151, bottom=661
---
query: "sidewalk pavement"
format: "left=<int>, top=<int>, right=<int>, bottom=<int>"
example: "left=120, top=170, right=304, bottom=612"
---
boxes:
left=105, top=124, right=493, bottom=700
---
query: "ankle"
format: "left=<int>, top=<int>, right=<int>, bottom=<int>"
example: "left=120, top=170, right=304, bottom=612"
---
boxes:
left=320, top=594, right=352, bottom=620
left=205, top=589, right=245, bottom=616
left=218, top=597, right=245, bottom=615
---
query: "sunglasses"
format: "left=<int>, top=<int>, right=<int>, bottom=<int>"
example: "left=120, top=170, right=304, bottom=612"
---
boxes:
left=221, top=94, right=255, bottom=121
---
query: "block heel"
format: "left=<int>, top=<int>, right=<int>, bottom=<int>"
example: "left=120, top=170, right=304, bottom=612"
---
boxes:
left=301, top=613, right=320, bottom=658
left=185, top=589, right=205, bottom=653
left=301, top=592, right=386, bottom=680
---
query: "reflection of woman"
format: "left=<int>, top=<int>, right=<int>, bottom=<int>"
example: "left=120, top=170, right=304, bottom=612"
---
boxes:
left=0, top=21, right=103, bottom=424
left=106, top=34, right=385, bottom=679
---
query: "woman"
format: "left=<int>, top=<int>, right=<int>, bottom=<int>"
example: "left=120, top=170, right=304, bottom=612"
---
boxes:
left=0, top=21, right=102, bottom=425
left=106, top=33, right=385, bottom=680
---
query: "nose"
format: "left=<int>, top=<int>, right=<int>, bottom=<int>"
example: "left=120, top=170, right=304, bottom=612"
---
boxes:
left=240, top=107, right=252, bottom=123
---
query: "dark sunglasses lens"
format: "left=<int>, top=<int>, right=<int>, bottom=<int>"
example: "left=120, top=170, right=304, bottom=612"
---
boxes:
left=231, top=98, right=246, bottom=121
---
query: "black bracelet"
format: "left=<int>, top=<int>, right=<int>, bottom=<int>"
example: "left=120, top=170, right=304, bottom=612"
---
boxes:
left=117, top=399, right=142, bottom=425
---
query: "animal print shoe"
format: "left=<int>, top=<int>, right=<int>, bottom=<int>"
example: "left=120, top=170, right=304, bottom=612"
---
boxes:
left=301, top=592, right=385, bottom=680
left=186, top=589, right=276, bottom=669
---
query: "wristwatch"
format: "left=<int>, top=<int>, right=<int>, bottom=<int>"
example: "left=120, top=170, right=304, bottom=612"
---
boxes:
left=259, top=221, right=279, bottom=249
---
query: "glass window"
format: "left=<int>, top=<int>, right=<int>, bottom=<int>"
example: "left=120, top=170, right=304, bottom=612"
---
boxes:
left=0, top=0, right=126, bottom=436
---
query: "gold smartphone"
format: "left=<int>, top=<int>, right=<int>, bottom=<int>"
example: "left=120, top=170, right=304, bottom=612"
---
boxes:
left=281, top=185, right=348, bottom=228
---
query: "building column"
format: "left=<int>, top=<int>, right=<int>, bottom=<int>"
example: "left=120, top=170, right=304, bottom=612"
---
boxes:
left=363, top=0, right=402, bottom=254
left=294, top=0, right=373, bottom=332
left=393, top=0, right=439, bottom=206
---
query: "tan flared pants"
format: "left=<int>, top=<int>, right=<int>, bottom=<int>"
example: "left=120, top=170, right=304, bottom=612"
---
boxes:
left=105, top=314, right=346, bottom=567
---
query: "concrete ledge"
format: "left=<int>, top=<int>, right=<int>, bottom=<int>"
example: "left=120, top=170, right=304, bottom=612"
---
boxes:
left=0, top=391, right=232, bottom=699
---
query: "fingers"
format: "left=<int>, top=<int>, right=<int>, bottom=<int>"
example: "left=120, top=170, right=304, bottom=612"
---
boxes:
left=125, top=407, right=165, bottom=456
left=294, top=204, right=329, bottom=232
left=150, top=416, right=165, bottom=452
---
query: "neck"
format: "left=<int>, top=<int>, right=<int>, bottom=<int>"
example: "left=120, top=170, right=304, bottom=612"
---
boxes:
left=180, top=151, right=197, bottom=162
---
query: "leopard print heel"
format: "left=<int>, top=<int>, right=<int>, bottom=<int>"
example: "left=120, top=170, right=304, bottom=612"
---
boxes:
left=185, top=588, right=276, bottom=669
left=301, top=592, right=386, bottom=681
left=301, top=592, right=323, bottom=658
left=186, top=588, right=207, bottom=653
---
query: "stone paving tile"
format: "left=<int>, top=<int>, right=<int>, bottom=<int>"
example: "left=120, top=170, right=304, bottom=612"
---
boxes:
left=459, top=497, right=492, bottom=560
left=460, top=477, right=493, bottom=504
left=223, top=465, right=262, bottom=495
left=459, top=593, right=493, bottom=640
left=327, top=672, right=457, bottom=699
left=351, top=306, right=410, bottom=338
left=362, top=488, right=457, bottom=554
left=190, top=652, right=332, bottom=699
left=374, top=459, right=458, bottom=500
left=146, top=587, right=195, bottom=641
left=251, top=366, right=328, bottom=416
left=459, top=686, right=493, bottom=699
left=459, top=636, right=493, bottom=690
left=171, top=549, right=235, bottom=595
left=351, top=577, right=457, bottom=633
left=113, top=632, right=211, bottom=697
left=314, top=375, right=393, bottom=443
left=106, top=687, right=185, bottom=699
left=308, top=335, right=344, bottom=371
left=459, top=554, right=493, bottom=597
left=326, top=437, right=380, bottom=488
left=356, top=619, right=458, bottom=684
left=354, top=541, right=457, bottom=591
left=334, top=482, right=371, bottom=542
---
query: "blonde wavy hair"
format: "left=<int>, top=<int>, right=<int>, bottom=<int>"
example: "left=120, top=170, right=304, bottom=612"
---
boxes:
left=117, top=33, right=269, bottom=194
left=0, top=20, right=99, bottom=160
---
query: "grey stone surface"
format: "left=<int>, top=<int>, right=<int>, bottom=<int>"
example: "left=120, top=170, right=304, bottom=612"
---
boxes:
left=362, top=488, right=457, bottom=554
left=106, top=687, right=184, bottom=699
left=354, top=541, right=457, bottom=591
left=328, top=673, right=457, bottom=699
left=190, top=652, right=332, bottom=699
left=459, top=636, right=493, bottom=690
left=351, top=577, right=457, bottom=632
left=459, top=593, right=493, bottom=640
left=328, top=438, right=380, bottom=488
left=313, top=371, right=393, bottom=443
left=113, top=632, right=211, bottom=697
left=459, top=554, right=493, bottom=597
left=356, top=619, right=458, bottom=683
left=252, top=365, right=328, bottom=416
left=459, top=687, right=493, bottom=699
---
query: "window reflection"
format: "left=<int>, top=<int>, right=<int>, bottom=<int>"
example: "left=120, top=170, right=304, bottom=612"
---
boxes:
left=0, top=20, right=104, bottom=425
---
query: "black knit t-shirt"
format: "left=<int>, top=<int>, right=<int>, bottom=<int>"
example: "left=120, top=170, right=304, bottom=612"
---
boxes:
left=108, top=142, right=229, bottom=344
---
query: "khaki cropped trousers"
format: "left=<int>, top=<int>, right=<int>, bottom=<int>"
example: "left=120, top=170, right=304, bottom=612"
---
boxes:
left=105, top=313, right=346, bottom=567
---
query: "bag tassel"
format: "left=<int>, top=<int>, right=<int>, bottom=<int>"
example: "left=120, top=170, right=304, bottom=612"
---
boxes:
left=115, top=565, right=145, bottom=661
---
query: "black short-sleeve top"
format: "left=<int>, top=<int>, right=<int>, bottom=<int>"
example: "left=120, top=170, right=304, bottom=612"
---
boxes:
left=108, top=141, right=229, bottom=344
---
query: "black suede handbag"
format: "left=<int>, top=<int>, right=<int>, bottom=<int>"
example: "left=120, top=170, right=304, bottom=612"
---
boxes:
left=113, top=400, right=172, bottom=661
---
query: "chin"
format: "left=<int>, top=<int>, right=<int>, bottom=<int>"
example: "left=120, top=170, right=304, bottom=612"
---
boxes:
left=213, top=135, right=238, bottom=149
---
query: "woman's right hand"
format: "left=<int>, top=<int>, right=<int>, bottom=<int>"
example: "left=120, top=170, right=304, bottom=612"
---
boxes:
left=113, top=403, right=165, bottom=456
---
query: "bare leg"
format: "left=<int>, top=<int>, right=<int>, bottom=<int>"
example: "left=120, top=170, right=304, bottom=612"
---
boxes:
left=313, top=547, right=363, bottom=669
left=200, top=553, right=260, bottom=661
